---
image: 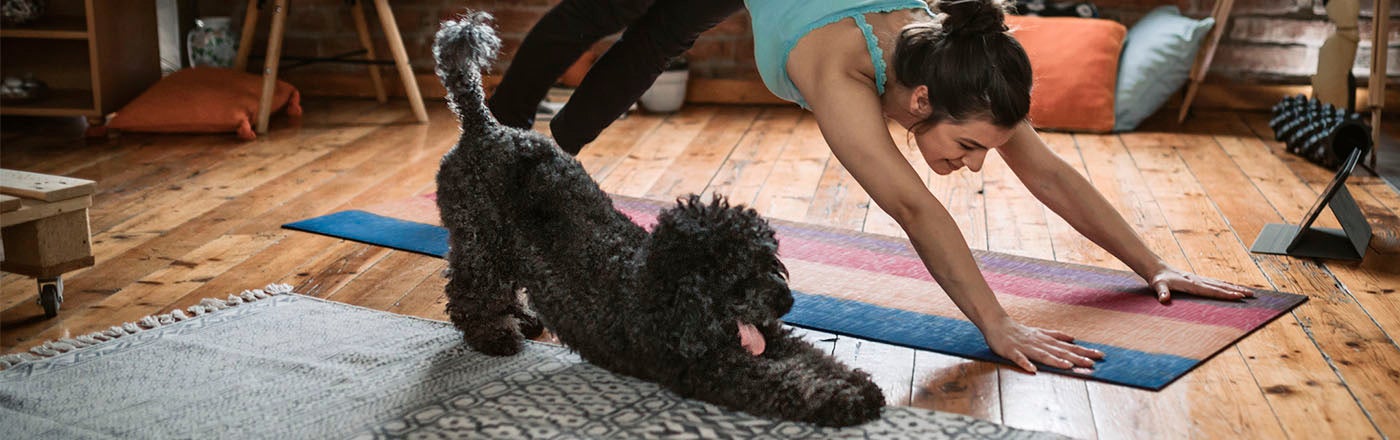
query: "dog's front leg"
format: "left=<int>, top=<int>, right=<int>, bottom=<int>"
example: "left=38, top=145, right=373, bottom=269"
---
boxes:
left=671, top=332, right=885, bottom=428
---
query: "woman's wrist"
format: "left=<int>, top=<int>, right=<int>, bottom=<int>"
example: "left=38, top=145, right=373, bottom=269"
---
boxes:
left=971, top=307, right=1014, bottom=335
left=1131, top=258, right=1170, bottom=283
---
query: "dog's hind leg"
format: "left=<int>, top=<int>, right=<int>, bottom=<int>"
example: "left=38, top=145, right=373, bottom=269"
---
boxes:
left=511, top=272, right=545, bottom=339
left=443, top=227, right=529, bottom=356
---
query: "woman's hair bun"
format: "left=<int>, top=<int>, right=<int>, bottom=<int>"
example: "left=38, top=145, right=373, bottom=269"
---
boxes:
left=937, top=0, right=1010, bottom=39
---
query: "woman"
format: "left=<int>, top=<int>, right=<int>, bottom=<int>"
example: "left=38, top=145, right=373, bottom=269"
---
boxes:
left=492, top=0, right=1256, bottom=373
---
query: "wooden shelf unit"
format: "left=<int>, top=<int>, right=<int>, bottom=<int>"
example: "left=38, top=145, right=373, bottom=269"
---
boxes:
left=0, top=0, right=159, bottom=123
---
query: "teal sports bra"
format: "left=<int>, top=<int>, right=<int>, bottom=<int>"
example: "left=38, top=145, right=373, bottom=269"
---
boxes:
left=746, top=0, right=933, bottom=109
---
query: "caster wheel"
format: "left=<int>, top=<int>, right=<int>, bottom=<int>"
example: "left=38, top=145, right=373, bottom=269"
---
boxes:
left=37, top=278, right=63, bottom=319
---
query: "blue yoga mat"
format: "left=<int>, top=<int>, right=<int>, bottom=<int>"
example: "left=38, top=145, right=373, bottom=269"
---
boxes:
left=285, top=210, right=450, bottom=258
left=282, top=208, right=1295, bottom=390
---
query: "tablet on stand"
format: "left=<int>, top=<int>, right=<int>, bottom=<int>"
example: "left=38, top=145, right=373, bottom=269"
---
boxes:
left=1249, top=148, right=1372, bottom=260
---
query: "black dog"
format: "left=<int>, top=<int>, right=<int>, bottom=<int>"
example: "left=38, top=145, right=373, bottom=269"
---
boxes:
left=433, top=13, right=884, bottom=427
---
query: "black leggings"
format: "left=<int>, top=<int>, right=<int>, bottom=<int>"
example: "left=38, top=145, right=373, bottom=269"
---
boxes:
left=485, top=0, right=745, bottom=154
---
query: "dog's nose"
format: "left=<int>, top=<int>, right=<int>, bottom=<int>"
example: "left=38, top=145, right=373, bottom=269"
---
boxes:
left=774, top=292, right=794, bottom=315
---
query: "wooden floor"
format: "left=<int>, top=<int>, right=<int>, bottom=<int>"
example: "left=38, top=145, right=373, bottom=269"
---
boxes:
left=3, top=99, right=1398, bottom=439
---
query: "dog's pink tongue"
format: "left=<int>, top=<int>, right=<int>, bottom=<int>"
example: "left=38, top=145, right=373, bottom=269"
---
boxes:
left=738, top=321, right=765, bottom=356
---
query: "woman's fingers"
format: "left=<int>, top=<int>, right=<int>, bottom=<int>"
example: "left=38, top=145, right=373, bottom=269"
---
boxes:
left=1046, top=344, right=1097, bottom=368
left=1054, top=338, right=1106, bottom=360
left=1154, top=282, right=1172, bottom=304
left=1008, top=349, right=1037, bottom=374
left=1043, top=329, right=1075, bottom=342
left=1208, top=278, right=1256, bottom=297
left=1183, top=279, right=1249, bottom=300
left=1026, top=347, right=1074, bottom=370
left=1038, top=329, right=1104, bottom=365
left=1158, top=275, right=1258, bottom=303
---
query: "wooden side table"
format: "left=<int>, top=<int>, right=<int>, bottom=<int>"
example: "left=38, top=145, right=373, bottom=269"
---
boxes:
left=0, top=170, right=96, bottom=318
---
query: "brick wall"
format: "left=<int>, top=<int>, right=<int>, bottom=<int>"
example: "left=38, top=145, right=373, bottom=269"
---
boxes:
left=195, top=0, right=1397, bottom=85
left=1100, top=0, right=1400, bottom=82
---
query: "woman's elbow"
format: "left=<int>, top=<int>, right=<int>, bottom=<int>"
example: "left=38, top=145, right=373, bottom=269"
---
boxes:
left=881, top=197, right=941, bottom=228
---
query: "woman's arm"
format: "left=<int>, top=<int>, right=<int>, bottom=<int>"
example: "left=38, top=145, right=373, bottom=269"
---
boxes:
left=792, top=66, right=1101, bottom=372
left=998, top=122, right=1256, bottom=302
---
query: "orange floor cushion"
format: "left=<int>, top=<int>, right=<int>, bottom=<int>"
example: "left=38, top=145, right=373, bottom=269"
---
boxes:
left=1007, top=15, right=1126, bottom=133
left=108, top=67, right=302, bottom=140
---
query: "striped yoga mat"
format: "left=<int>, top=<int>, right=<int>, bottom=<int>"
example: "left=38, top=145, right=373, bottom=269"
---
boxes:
left=284, top=194, right=1307, bottom=390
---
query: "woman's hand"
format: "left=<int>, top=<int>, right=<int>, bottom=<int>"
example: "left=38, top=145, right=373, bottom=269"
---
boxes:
left=983, top=317, right=1105, bottom=373
left=1149, top=267, right=1256, bottom=304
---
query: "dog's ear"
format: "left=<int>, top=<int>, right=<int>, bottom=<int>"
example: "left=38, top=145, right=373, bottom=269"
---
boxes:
left=642, top=195, right=762, bottom=358
left=643, top=273, right=732, bottom=359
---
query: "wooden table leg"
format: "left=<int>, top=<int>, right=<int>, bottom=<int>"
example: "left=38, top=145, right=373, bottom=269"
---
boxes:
left=1368, top=0, right=1390, bottom=169
left=351, top=0, right=387, bottom=103
left=373, top=0, right=429, bottom=123
left=256, top=0, right=289, bottom=134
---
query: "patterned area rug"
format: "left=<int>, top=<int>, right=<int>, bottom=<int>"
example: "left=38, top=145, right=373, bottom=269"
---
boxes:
left=0, top=286, right=1059, bottom=439
left=282, top=194, right=1309, bottom=390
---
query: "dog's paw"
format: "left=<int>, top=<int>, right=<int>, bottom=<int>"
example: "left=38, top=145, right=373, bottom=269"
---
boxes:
left=809, top=374, right=885, bottom=427
left=468, top=333, right=524, bottom=356
left=464, top=316, right=526, bottom=356
left=515, top=310, right=545, bottom=339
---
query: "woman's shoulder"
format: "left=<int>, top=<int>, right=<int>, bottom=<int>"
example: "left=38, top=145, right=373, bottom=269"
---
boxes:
left=786, top=10, right=934, bottom=96
left=786, top=19, right=876, bottom=90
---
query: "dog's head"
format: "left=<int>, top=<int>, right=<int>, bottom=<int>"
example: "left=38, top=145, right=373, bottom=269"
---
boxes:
left=642, top=195, right=792, bottom=359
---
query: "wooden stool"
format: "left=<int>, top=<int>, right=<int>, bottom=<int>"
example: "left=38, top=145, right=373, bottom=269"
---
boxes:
left=232, top=0, right=429, bottom=134
left=0, top=170, right=97, bottom=318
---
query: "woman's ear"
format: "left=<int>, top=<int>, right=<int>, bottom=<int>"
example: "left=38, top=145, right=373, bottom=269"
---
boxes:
left=909, top=85, right=932, bottom=118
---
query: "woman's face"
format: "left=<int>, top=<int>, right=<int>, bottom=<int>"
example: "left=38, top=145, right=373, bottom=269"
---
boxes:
left=884, top=85, right=1015, bottom=175
left=910, top=119, right=1012, bottom=175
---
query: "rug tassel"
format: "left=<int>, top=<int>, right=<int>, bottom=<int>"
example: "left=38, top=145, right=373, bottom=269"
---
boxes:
left=0, top=283, right=296, bottom=371
left=0, top=353, right=39, bottom=369
left=30, top=345, right=58, bottom=357
left=104, top=326, right=126, bottom=338
left=139, top=316, right=162, bottom=329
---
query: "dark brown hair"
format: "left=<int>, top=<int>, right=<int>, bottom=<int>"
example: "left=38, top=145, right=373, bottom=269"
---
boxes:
left=892, top=0, right=1032, bottom=131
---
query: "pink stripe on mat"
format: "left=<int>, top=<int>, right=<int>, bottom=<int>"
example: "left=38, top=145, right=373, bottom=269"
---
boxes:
left=778, top=236, right=1274, bottom=330
left=618, top=205, right=1274, bottom=331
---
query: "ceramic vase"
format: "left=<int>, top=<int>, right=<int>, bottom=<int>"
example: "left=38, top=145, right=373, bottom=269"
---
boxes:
left=187, top=16, right=237, bottom=68
left=1, top=0, right=46, bottom=25
left=639, top=57, right=689, bottom=113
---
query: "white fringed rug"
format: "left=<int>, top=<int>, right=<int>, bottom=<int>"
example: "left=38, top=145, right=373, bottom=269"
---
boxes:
left=0, top=285, right=1061, bottom=439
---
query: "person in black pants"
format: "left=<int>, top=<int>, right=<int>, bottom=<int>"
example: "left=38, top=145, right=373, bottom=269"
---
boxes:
left=486, top=0, right=746, bottom=155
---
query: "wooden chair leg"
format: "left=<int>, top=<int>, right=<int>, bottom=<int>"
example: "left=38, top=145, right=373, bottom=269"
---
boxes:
left=1178, top=82, right=1203, bottom=124
left=256, top=0, right=289, bottom=134
left=373, top=0, right=428, bottom=123
left=1179, top=0, right=1234, bottom=123
left=233, top=0, right=260, bottom=73
left=1367, top=0, right=1390, bottom=170
left=351, top=0, right=387, bottom=103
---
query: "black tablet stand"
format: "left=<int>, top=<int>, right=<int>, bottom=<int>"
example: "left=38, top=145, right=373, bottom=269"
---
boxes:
left=1250, top=121, right=1373, bottom=260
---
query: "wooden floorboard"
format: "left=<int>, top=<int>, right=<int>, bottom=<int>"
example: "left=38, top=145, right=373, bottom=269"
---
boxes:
left=2, top=100, right=1396, bottom=439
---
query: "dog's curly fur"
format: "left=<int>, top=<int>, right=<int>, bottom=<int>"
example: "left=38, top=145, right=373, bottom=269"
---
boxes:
left=433, top=13, right=885, bottom=427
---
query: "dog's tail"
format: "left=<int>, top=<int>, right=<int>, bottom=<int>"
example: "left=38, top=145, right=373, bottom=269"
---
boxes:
left=434, top=12, right=500, bottom=132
